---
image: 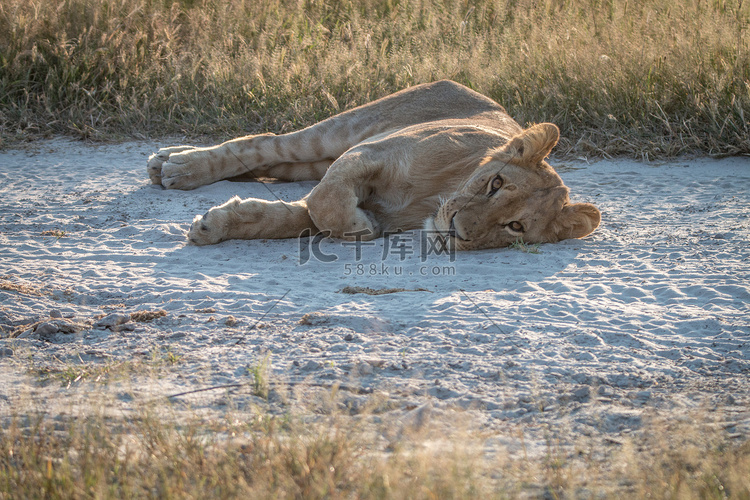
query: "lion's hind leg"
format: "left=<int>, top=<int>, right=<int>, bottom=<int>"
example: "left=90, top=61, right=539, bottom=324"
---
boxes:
left=260, top=160, right=333, bottom=181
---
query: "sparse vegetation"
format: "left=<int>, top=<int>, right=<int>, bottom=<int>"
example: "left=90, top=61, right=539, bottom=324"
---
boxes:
left=0, top=276, right=46, bottom=297
left=510, top=236, right=541, bottom=254
left=0, top=392, right=748, bottom=499
left=1, top=0, right=748, bottom=157
left=40, top=229, right=66, bottom=240
left=149, top=346, right=184, bottom=366
left=32, top=360, right=132, bottom=387
left=130, top=309, right=167, bottom=322
left=249, top=353, right=271, bottom=399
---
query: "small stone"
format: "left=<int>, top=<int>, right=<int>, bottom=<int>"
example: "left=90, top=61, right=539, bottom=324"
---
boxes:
left=628, top=390, right=652, bottom=401
left=35, top=322, right=60, bottom=337
left=572, top=386, right=591, bottom=402
left=301, top=360, right=322, bottom=371
left=49, top=309, right=63, bottom=319
left=354, top=361, right=373, bottom=376
left=95, top=313, right=131, bottom=328
left=344, top=333, right=354, bottom=341
left=597, top=385, right=615, bottom=397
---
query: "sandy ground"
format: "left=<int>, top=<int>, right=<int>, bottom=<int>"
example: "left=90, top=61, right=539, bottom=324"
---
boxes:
left=1, top=139, right=748, bottom=452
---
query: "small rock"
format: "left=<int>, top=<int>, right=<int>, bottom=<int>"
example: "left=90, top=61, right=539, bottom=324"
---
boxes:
left=300, top=360, right=323, bottom=371
left=597, top=385, right=615, bottom=397
left=225, top=316, right=239, bottom=327
left=35, top=322, right=60, bottom=337
left=298, top=312, right=329, bottom=326
left=0, top=347, right=13, bottom=357
left=572, top=386, right=591, bottom=402
left=95, top=313, right=131, bottom=328
left=354, top=361, right=374, bottom=376
left=49, top=309, right=63, bottom=319
left=343, top=333, right=354, bottom=341
left=628, top=390, right=652, bottom=402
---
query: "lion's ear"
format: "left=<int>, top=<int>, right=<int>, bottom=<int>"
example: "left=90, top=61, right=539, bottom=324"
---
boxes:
left=550, top=203, right=601, bottom=241
left=506, top=123, right=560, bottom=166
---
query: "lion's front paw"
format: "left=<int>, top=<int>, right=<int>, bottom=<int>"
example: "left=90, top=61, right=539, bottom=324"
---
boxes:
left=187, top=207, right=232, bottom=246
left=147, top=146, right=196, bottom=185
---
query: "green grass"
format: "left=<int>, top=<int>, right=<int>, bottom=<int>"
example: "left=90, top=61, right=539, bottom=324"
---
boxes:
left=1, top=0, right=748, bottom=157
left=509, top=236, right=541, bottom=253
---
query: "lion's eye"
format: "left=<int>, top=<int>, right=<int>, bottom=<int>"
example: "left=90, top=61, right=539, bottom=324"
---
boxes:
left=508, top=221, right=524, bottom=232
left=487, top=175, right=503, bottom=196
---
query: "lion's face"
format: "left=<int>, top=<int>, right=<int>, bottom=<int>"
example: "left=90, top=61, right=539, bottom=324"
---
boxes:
left=424, top=123, right=601, bottom=251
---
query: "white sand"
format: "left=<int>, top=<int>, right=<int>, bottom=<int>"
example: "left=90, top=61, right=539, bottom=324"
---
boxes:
left=1, top=139, right=748, bottom=449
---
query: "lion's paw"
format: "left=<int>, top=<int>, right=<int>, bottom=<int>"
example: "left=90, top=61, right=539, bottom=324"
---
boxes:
left=147, top=146, right=196, bottom=185
left=161, top=148, right=222, bottom=190
left=187, top=206, right=232, bottom=246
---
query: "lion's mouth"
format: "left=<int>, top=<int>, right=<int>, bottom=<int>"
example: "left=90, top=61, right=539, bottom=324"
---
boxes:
left=448, top=213, right=469, bottom=242
left=424, top=212, right=468, bottom=253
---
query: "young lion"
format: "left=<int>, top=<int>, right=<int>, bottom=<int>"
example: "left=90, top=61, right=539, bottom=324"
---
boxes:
left=148, top=80, right=600, bottom=251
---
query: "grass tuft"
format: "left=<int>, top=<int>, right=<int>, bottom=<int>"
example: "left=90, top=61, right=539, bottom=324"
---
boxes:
left=510, top=236, right=541, bottom=254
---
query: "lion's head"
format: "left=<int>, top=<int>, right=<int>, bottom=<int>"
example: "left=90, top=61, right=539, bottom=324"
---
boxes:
left=424, top=123, right=601, bottom=251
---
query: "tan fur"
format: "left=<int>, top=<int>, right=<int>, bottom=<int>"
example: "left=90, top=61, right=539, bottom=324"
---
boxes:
left=148, top=81, right=600, bottom=250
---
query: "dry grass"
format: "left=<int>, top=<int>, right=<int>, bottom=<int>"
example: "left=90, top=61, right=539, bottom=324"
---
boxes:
left=1, top=0, right=748, bottom=157
left=0, top=276, right=46, bottom=297
left=1, top=390, right=748, bottom=499
left=130, top=309, right=167, bottom=322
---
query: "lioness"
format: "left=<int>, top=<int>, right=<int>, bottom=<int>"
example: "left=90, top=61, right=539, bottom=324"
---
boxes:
left=148, top=80, right=600, bottom=251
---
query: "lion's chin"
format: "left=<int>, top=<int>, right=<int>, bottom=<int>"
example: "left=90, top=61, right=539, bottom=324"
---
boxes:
left=423, top=216, right=453, bottom=252
left=423, top=216, right=437, bottom=233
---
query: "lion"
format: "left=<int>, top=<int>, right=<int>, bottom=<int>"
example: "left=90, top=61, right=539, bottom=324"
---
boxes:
left=147, top=80, right=600, bottom=251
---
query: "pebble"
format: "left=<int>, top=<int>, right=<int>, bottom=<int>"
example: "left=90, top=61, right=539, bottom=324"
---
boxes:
left=627, top=390, right=652, bottom=402
left=49, top=309, right=63, bottom=319
left=572, top=386, right=591, bottom=402
left=354, top=361, right=374, bottom=376
left=95, top=313, right=131, bottom=328
left=35, top=322, right=60, bottom=337
left=597, top=385, right=615, bottom=397
left=300, top=360, right=322, bottom=371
